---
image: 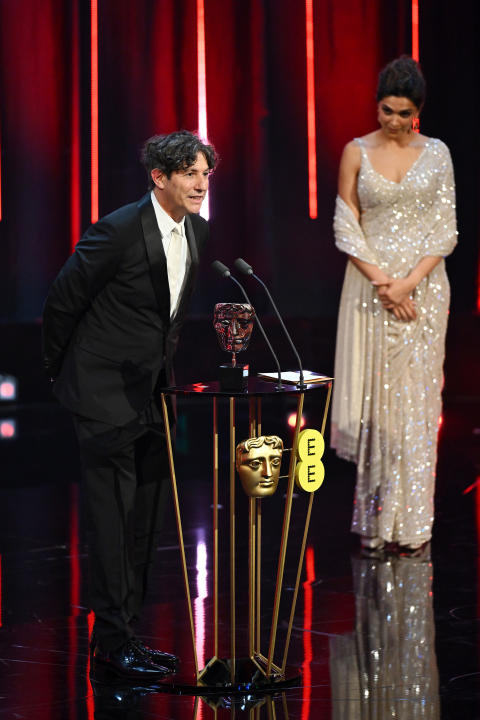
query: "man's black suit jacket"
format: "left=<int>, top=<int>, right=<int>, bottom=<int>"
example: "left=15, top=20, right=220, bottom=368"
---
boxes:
left=42, top=193, right=208, bottom=425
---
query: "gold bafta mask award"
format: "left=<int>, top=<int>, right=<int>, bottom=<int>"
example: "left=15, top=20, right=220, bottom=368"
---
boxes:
left=235, top=435, right=284, bottom=497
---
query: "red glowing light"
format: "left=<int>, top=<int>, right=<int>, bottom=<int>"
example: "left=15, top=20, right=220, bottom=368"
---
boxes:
left=288, top=413, right=306, bottom=429
left=463, top=477, right=480, bottom=496
left=91, top=0, right=99, bottom=223
left=438, top=414, right=443, bottom=428
left=192, top=382, right=207, bottom=393
left=86, top=610, right=95, bottom=720
left=197, top=0, right=209, bottom=220
left=301, top=546, right=315, bottom=720
left=0, top=421, right=15, bottom=438
left=70, top=0, right=81, bottom=251
left=305, top=0, right=317, bottom=219
left=411, top=0, right=419, bottom=61
left=0, top=382, right=15, bottom=399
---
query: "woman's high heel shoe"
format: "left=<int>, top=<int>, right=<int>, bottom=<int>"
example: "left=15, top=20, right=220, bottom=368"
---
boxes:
left=360, top=536, right=385, bottom=550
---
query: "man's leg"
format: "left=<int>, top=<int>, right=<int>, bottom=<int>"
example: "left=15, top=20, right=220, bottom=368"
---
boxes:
left=73, top=415, right=144, bottom=651
left=129, top=428, right=170, bottom=624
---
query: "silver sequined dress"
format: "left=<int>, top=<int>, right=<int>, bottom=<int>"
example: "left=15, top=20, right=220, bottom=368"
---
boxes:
left=331, top=137, right=457, bottom=545
left=329, top=553, right=440, bottom=718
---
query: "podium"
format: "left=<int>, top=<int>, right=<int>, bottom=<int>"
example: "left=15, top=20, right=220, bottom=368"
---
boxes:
left=159, top=375, right=332, bottom=695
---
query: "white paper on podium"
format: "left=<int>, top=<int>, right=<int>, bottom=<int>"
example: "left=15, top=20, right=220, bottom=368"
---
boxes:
left=257, top=370, right=332, bottom=385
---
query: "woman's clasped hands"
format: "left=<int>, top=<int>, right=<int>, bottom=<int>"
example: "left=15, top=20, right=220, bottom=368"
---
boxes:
left=372, top=277, right=417, bottom=321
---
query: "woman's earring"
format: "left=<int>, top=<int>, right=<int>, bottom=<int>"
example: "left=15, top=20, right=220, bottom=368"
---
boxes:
left=412, top=117, right=420, bottom=133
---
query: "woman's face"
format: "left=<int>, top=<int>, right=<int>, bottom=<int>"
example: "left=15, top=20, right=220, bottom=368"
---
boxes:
left=377, top=95, right=419, bottom=137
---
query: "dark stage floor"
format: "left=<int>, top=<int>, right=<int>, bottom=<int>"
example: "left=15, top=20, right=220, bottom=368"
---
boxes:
left=0, top=379, right=479, bottom=719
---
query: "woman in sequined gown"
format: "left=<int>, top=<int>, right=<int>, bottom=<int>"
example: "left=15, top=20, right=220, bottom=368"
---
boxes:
left=331, top=57, right=457, bottom=551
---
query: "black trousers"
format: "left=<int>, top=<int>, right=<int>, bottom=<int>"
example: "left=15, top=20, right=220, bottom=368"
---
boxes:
left=73, top=404, right=170, bottom=651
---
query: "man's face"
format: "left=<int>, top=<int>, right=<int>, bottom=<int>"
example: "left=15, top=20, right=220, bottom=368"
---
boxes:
left=236, top=440, right=283, bottom=497
left=213, top=304, right=254, bottom=354
left=152, top=152, right=211, bottom=222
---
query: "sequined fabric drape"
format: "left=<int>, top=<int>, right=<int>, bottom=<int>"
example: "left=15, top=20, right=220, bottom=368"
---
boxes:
left=331, top=138, right=457, bottom=544
left=329, top=553, right=440, bottom=719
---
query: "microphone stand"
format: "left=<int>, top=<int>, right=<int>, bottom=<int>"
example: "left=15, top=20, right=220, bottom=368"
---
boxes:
left=234, top=258, right=306, bottom=389
left=212, top=261, right=283, bottom=390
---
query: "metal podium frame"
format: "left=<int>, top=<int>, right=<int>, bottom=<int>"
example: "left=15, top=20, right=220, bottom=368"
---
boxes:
left=159, top=376, right=332, bottom=692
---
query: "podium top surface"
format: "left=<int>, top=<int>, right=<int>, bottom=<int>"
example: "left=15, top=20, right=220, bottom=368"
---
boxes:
left=162, top=375, right=332, bottom=398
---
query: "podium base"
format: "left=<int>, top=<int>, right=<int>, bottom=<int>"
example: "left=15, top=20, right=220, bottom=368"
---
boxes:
left=218, top=364, right=248, bottom=391
left=90, top=656, right=301, bottom=697
left=198, top=656, right=299, bottom=690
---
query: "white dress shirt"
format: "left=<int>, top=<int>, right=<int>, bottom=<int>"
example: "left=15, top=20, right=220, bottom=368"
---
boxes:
left=150, top=190, right=189, bottom=318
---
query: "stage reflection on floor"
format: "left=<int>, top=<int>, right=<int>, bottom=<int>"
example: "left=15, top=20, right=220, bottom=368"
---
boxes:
left=0, top=392, right=479, bottom=719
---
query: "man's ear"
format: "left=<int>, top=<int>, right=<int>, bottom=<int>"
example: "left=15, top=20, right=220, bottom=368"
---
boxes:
left=151, top=168, right=166, bottom=189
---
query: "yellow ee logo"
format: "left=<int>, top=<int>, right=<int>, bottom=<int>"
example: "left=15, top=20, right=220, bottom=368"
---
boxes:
left=294, top=429, right=325, bottom=492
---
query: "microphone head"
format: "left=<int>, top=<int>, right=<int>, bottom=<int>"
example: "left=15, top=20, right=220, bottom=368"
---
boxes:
left=212, top=260, right=231, bottom=278
left=234, top=258, right=253, bottom=275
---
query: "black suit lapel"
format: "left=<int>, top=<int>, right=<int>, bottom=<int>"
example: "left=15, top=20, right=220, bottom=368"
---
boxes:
left=174, top=214, right=199, bottom=323
left=138, top=194, right=170, bottom=325
left=185, top=215, right=199, bottom=266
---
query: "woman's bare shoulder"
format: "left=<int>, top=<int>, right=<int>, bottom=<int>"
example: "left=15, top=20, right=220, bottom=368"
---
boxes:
left=341, top=139, right=361, bottom=167
left=357, top=130, right=382, bottom=148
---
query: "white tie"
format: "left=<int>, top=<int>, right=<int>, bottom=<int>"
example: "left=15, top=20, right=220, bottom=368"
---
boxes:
left=167, top=225, right=184, bottom=317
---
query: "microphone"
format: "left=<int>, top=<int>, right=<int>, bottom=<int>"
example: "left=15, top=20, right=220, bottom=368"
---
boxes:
left=234, top=258, right=306, bottom=389
left=212, top=260, right=283, bottom=389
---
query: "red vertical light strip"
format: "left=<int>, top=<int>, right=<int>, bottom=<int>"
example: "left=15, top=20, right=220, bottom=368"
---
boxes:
left=90, top=0, right=99, bottom=223
left=197, top=0, right=207, bottom=141
left=70, top=0, right=81, bottom=251
left=197, top=0, right=209, bottom=220
left=411, top=0, right=419, bottom=61
left=301, top=546, right=315, bottom=720
left=305, top=0, right=317, bottom=219
left=86, top=610, right=95, bottom=719
left=411, top=1, right=420, bottom=134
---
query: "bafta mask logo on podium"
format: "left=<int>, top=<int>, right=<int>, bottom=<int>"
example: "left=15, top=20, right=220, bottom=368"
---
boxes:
left=235, top=435, right=284, bottom=497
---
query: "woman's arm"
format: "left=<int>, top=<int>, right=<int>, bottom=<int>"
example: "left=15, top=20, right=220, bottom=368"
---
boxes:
left=337, top=142, right=393, bottom=286
left=375, top=142, right=457, bottom=311
left=375, top=256, right=443, bottom=306
left=337, top=142, right=414, bottom=319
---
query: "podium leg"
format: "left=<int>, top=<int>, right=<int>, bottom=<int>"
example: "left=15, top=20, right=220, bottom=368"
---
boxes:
left=213, top=397, right=219, bottom=661
left=160, top=393, right=198, bottom=676
left=248, top=397, right=257, bottom=658
left=266, top=392, right=305, bottom=677
left=281, top=382, right=332, bottom=672
left=256, top=499, right=262, bottom=654
left=249, top=496, right=256, bottom=657
left=229, top=396, right=236, bottom=681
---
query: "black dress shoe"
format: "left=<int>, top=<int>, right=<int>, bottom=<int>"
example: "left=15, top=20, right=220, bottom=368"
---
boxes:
left=92, top=639, right=172, bottom=679
left=132, top=638, right=179, bottom=670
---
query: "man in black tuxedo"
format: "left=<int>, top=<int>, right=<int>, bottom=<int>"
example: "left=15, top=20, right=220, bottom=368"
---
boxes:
left=42, top=131, right=216, bottom=679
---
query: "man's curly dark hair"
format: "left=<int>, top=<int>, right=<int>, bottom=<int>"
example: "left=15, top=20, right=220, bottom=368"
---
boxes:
left=141, top=130, right=217, bottom=188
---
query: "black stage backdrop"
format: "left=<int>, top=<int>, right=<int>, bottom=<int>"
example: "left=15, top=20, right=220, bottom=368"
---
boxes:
left=0, top=0, right=478, bottom=325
